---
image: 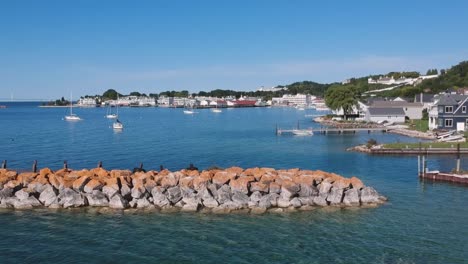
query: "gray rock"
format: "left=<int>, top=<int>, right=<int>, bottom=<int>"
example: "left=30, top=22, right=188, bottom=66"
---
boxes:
left=181, top=187, right=196, bottom=199
left=343, top=188, right=360, bottom=206
left=290, top=197, right=302, bottom=208
left=86, top=190, right=109, bottom=207
left=248, top=201, right=258, bottom=208
left=58, top=188, right=87, bottom=208
left=231, top=192, right=249, bottom=207
left=250, top=191, right=263, bottom=203
left=166, top=186, right=182, bottom=204
left=327, top=187, right=344, bottom=205
left=10, top=196, right=42, bottom=209
left=299, top=184, right=318, bottom=197
left=15, top=189, right=30, bottom=200
left=280, top=184, right=300, bottom=199
left=28, top=182, right=47, bottom=194
left=84, top=182, right=103, bottom=194
left=313, top=196, right=328, bottom=206
left=102, top=186, right=119, bottom=199
left=129, top=199, right=137, bottom=208
left=360, top=186, right=380, bottom=204
left=216, top=185, right=232, bottom=204
left=131, top=186, right=145, bottom=199
left=0, top=188, right=13, bottom=199
left=258, top=194, right=275, bottom=209
left=181, top=203, right=200, bottom=212
left=207, top=183, right=219, bottom=198
left=202, top=197, right=219, bottom=208
left=39, top=185, right=58, bottom=207
left=109, top=193, right=129, bottom=209
left=151, top=187, right=170, bottom=207
left=136, top=197, right=153, bottom=208
left=268, top=193, right=279, bottom=207
left=298, top=197, right=314, bottom=206
left=277, top=197, right=291, bottom=208
left=220, top=201, right=242, bottom=210
left=318, top=182, right=332, bottom=197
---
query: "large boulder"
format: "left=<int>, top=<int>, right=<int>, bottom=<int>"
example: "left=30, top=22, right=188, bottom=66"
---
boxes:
left=109, top=193, right=129, bottom=209
left=0, top=188, right=13, bottom=200
left=249, top=191, right=263, bottom=203
left=215, top=185, right=232, bottom=204
left=15, top=188, right=30, bottom=200
left=151, top=187, right=170, bottom=208
left=313, top=196, right=328, bottom=206
left=136, top=197, right=153, bottom=208
left=258, top=194, right=274, bottom=209
left=231, top=192, right=250, bottom=208
left=269, top=182, right=281, bottom=194
left=360, top=186, right=381, bottom=204
left=280, top=180, right=300, bottom=199
left=298, top=184, right=318, bottom=197
left=343, top=188, right=360, bottom=206
left=229, top=176, right=254, bottom=194
left=85, top=190, right=109, bottom=207
left=161, top=173, right=179, bottom=188
left=10, top=196, right=41, bottom=209
left=72, top=176, right=90, bottom=192
left=166, top=186, right=182, bottom=204
left=250, top=182, right=269, bottom=193
left=277, top=197, right=291, bottom=208
left=350, top=177, right=364, bottom=190
left=318, top=181, right=332, bottom=197
left=327, top=187, right=344, bottom=205
left=290, top=197, right=302, bottom=208
left=58, top=188, right=87, bottom=208
left=212, top=171, right=236, bottom=186
left=39, top=185, right=59, bottom=207
left=84, top=179, right=103, bottom=193
left=131, top=181, right=146, bottom=199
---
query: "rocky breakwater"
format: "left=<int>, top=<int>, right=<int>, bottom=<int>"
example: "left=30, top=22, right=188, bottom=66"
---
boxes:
left=0, top=167, right=386, bottom=213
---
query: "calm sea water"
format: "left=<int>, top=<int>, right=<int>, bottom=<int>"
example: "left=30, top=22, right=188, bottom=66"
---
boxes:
left=0, top=102, right=467, bottom=263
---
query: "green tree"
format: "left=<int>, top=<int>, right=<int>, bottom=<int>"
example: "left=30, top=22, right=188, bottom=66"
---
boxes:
left=325, top=85, right=360, bottom=120
left=102, top=89, right=121, bottom=100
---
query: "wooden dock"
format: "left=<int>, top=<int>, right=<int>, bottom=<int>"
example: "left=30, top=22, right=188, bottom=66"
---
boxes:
left=276, top=127, right=388, bottom=135
left=421, top=172, right=468, bottom=184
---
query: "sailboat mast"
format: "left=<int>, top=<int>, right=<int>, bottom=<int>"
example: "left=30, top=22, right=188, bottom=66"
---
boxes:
left=70, top=92, right=73, bottom=115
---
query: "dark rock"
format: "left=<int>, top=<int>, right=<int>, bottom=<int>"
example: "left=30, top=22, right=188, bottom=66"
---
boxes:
left=85, top=190, right=109, bottom=207
left=299, top=184, right=318, bottom=197
left=0, top=188, right=13, bottom=200
left=166, top=186, right=182, bottom=204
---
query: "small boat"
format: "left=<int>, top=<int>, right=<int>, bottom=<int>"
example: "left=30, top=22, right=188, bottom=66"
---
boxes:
left=113, top=119, right=123, bottom=130
left=0, top=105, right=6, bottom=109
left=436, top=130, right=456, bottom=139
left=183, top=110, right=195, bottom=114
left=292, top=129, right=314, bottom=136
left=438, top=134, right=463, bottom=142
left=211, top=108, right=222, bottom=113
left=64, top=93, right=82, bottom=121
left=105, top=104, right=118, bottom=119
left=106, top=113, right=118, bottom=119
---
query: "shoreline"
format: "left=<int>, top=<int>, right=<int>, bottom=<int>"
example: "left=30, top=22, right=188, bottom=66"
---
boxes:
left=0, top=167, right=386, bottom=213
left=313, top=116, right=435, bottom=140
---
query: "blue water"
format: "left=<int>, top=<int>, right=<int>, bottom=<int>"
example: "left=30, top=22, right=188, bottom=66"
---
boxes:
left=0, top=102, right=467, bottom=263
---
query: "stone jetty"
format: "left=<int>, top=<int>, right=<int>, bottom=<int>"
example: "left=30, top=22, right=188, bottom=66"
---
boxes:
left=0, top=167, right=386, bottom=213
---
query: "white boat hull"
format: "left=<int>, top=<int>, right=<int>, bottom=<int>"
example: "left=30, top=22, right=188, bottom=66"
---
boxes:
left=65, top=115, right=81, bottom=121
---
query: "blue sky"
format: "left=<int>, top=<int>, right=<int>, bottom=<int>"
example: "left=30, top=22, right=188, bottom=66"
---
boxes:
left=1, top=0, right=467, bottom=100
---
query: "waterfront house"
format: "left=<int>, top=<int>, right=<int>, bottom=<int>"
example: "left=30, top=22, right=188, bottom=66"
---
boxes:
left=370, top=101, right=423, bottom=119
left=429, top=94, right=468, bottom=131
left=365, top=108, right=405, bottom=123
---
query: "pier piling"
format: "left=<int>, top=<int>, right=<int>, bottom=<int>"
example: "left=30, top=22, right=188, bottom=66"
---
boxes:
left=98, top=161, right=102, bottom=168
left=32, top=160, right=37, bottom=173
left=1, top=160, right=6, bottom=169
left=456, top=143, right=461, bottom=172
left=63, top=160, right=68, bottom=169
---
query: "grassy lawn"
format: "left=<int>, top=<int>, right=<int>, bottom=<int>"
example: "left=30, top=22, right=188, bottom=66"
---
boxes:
left=384, top=142, right=468, bottom=149
left=406, top=119, right=429, bottom=132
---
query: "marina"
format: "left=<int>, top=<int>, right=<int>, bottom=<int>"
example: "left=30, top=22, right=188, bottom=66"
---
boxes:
left=276, top=127, right=388, bottom=135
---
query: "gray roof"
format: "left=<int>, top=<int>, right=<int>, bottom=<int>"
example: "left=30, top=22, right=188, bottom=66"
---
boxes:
left=414, top=93, right=434, bottom=103
left=368, top=107, right=406, bottom=116
left=370, top=101, right=423, bottom=107
left=436, top=94, right=468, bottom=106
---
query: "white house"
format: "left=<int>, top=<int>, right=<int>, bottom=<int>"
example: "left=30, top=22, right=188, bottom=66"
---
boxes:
left=365, top=108, right=406, bottom=123
left=370, top=101, right=423, bottom=119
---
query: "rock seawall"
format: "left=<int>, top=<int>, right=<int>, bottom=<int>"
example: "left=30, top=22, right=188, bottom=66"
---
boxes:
left=0, top=167, right=386, bottom=213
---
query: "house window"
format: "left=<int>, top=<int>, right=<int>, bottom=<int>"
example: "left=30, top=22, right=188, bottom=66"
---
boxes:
left=463, top=106, right=467, bottom=113
left=466, top=119, right=468, bottom=126
left=445, top=119, right=453, bottom=127
left=438, top=118, right=443, bottom=127
left=445, top=106, right=453, bottom=113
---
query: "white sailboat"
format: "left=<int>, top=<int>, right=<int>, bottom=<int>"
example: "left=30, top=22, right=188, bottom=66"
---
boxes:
left=64, top=93, right=81, bottom=121
left=211, top=105, right=222, bottom=113
left=112, top=98, right=123, bottom=129
left=105, top=103, right=118, bottom=119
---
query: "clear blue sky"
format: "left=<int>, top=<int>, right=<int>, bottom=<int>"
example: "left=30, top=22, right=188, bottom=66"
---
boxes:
left=1, top=0, right=467, bottom=100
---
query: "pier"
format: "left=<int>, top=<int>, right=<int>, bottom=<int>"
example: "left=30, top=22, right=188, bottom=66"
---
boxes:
left=276, top=127, right=388, bottom=135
